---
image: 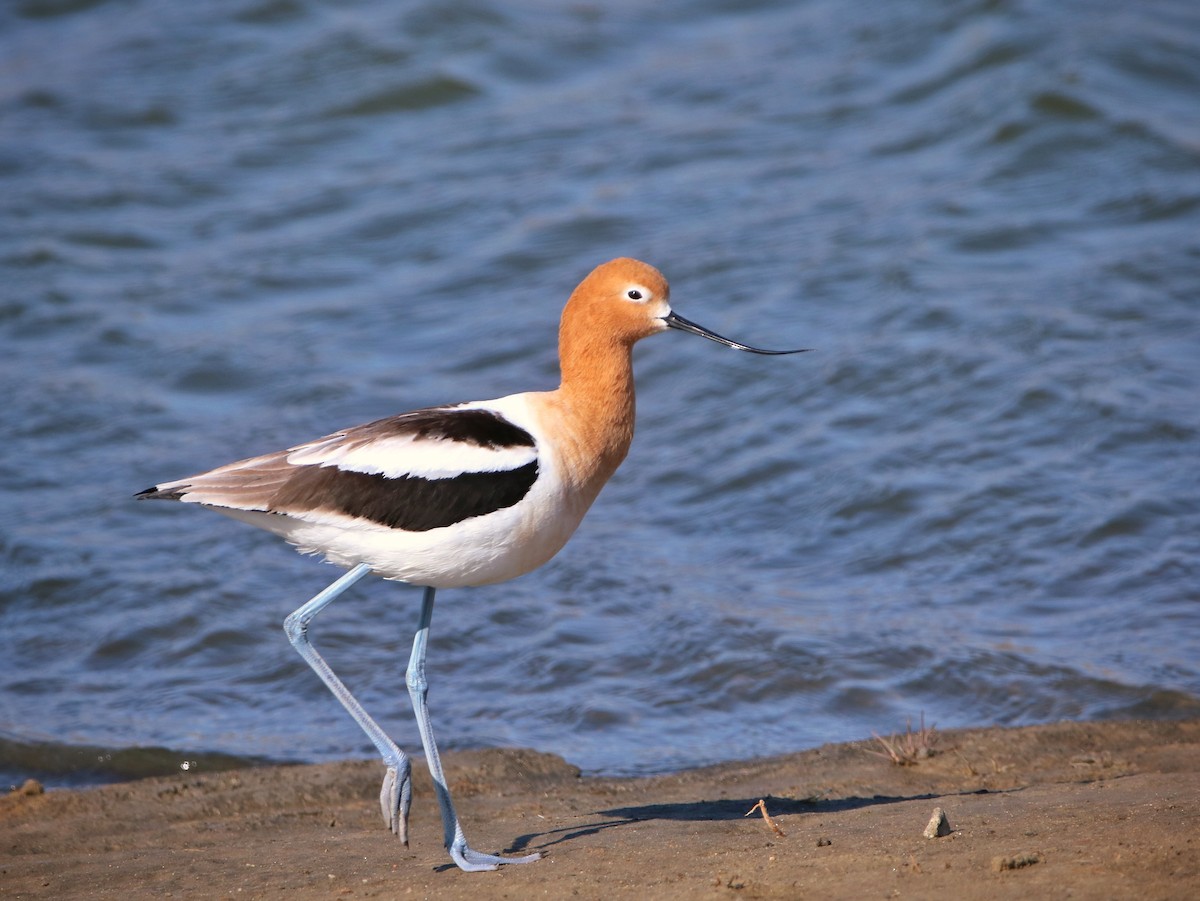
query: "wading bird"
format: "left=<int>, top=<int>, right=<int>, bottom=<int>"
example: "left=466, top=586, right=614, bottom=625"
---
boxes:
left=137, top=257, right=806, bottom=871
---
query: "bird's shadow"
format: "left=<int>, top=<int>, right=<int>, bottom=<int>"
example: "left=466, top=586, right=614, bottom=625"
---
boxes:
left=500, top=789, right=983, bottom=857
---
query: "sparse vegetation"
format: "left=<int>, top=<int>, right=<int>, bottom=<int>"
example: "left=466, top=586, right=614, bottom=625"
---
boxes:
left=869, top=713, right=939, bottom=765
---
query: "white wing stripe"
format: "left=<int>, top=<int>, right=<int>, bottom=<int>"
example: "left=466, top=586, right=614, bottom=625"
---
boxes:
left=287, top=433, right=538, bottom=480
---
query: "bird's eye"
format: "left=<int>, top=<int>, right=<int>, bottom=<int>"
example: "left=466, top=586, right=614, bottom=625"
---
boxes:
left=626, top=289, right=643, bottom=300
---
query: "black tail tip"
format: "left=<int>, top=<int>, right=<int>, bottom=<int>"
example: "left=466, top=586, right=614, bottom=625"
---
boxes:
left=134, top=485, right=182, bottom=500
left=135, top=482, right=188, bottom=503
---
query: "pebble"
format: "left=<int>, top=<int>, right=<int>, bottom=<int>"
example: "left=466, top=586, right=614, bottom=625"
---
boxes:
left=14, top=779, right=44, bottom=796
left=923, top=807, right=952, bottom=838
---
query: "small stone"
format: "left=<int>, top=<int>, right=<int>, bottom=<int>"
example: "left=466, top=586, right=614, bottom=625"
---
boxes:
left=13, top=779, right=45, bottom=796
left=816, top=837, right=832, bottom=847
left=923, top=806, right=952, bottom=838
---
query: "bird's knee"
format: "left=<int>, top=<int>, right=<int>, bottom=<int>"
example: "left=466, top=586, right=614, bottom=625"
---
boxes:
left=405, top=667, right=427, bottom=696
left=283, top=612, right=307, bottom=645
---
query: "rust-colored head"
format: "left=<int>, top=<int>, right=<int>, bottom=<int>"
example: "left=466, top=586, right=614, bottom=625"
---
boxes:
left=548, top=257, right=806, bottom=487
left=560, top=257, right=808, bottom=357
left=560, top=257, right=673, bottom=350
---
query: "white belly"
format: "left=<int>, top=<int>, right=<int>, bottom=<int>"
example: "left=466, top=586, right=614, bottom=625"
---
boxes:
left=221, top=470, right=582, bottom=589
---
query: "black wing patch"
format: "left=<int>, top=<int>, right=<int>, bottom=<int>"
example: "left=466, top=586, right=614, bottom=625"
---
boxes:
left=270, top=460, right=539, bottom=532
left=345, top=407, right=537, bottom=451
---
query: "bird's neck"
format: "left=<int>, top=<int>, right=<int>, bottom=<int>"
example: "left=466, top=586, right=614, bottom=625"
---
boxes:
left=550, top=326, right=637, bottom=491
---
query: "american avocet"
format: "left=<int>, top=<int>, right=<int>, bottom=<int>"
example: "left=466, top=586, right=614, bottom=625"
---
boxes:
left=137, top=257, right=805, bottom=871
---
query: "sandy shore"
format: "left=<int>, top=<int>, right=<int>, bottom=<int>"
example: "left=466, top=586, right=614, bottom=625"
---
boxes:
left=3, top=720, right=1198, bottom=899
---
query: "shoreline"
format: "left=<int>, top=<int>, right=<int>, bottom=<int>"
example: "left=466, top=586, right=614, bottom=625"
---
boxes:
left=4, top=719, right=1198, bottom=899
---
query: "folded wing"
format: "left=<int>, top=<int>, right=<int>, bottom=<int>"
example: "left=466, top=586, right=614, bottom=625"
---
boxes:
left=137, top=406, right=540, bottom=533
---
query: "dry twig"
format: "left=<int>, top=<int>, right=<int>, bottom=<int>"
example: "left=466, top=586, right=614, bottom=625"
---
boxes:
left=744, top=799, right=787, bottom=837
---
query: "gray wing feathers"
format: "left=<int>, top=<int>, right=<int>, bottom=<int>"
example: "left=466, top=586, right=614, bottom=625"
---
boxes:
left=136, top=448, right=298, bottom=510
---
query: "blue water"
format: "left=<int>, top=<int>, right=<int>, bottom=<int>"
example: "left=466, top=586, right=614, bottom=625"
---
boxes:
left=3, top=0, right=1199, bottom=787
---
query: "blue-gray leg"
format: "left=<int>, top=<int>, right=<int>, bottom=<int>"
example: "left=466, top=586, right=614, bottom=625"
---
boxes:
left=406, top=586, right=541, bottom=871
left=283, top=563, right=413, bottom=844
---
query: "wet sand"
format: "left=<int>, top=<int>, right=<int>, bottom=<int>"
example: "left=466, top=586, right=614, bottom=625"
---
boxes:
left=4, top=720, right=1198, bottom=899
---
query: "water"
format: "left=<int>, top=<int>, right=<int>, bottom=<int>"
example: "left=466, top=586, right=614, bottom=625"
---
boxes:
left=2, top=0, right=1198, bottom=788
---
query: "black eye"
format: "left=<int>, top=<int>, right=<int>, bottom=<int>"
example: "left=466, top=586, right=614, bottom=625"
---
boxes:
left=626, top=289, right=643, bottom=300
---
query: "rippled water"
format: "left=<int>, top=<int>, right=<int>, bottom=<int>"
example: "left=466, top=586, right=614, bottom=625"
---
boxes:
left=3, top=0, right=1198, bottom=787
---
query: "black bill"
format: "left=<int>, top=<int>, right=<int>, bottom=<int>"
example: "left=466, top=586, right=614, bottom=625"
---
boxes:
left=663, top=311, right=809, bottom=355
